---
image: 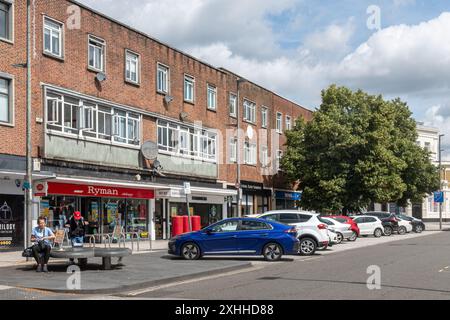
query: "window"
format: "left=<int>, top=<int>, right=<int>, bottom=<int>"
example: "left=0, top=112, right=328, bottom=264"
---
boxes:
left=286, top=116, right=291, bottom=131
left=211, top=220, right=239, bottom=232
left=276, top=150, right=283, bottom=171
left=0, top=1, right=12, bottom=41
left=276, top=112, right=282, bottom=133
left=243, top=99, right=256, bottom=123
left=44, top=17, right=63, bottom=58
left=157, top=63, right=169, bottom=93
left=229, top=138, right=237, bottom=163
left=88, top=35, right=105, bottom=72
left=45, top=90, right=140, bottom=146
left=279, top=214, right=301, bottom=224
left=244, top=141, right=257, bottom=165
left=261, top=107, right=268, bottom=128
left=229, top=93, right=237, bottom=117
left=424, top=142, right=431, bottom=152
left=184, top=75, right=195, bottom=103
left=261, top=146, right=268, bottom=167
left=125, top=50, right=139, bottom=84
left=207, top=84, right=217, bottom=110
left=260, top=214, right=279, bottom=222
left=239, top=220, right=271, bottom=231
left=0, top=77, right=11, bottom=124
left=157, top=120, right=217, bottom=162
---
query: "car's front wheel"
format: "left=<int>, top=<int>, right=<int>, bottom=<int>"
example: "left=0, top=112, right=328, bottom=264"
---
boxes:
left=263, top=243, right=283, bottom=261
left=298, top=238, right=317, bottom=256
left=398, top=226, right=407, bottom=235
left=383, top=226, right=393, bottom=236
left=374, top=228, right=383, bottom=238
left=348, top=231, right=358, bottom=241
left=181, top=242, right=201, bottom=260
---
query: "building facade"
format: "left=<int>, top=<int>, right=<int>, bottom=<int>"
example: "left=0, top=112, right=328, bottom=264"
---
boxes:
left=0, top=0, right=312, bottom=248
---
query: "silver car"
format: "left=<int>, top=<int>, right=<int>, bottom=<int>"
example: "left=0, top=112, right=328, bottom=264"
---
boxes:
left=320, top=217, right=355, bottom=243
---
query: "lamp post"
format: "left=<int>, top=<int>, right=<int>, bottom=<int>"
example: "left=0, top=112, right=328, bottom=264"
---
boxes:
left=439, top=134, right=445, bottom=230
left=236, top=78, right=247, bottom=217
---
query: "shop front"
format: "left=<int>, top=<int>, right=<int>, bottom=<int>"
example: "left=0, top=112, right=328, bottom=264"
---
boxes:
left=275, top=191, right=302, bottom=210
left=240, top=181, right=271, bottom=216
left=36, top=181, right=154, bottom=239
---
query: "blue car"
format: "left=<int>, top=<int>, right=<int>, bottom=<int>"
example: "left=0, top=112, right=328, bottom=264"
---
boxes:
left=168, top=218, right=300, bottom=261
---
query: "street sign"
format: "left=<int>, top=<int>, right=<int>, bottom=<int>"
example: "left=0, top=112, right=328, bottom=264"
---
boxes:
left=434, top=191, right=444, bottom=203
left=183, top=182, right=191, bottom=195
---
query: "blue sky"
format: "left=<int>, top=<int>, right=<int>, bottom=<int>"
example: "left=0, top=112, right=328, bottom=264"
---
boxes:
left=78, top=0, right=450, bottom=158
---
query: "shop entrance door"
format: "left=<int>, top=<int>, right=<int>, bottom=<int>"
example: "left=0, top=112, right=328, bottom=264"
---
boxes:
left=81, top=197, right=102, bottom=235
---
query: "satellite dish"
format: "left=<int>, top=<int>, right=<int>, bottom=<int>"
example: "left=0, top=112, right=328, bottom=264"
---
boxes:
left=164, top=95, right=174, bottom=104
left=96, top=72, right=106, bottom=82
left=246, top=125, right=254, bottom=140
left=141, top=140, right=158, bottom=160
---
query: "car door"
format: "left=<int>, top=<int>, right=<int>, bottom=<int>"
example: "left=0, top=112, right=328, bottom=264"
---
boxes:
left=366, top=217, right=378, bottom=233
left=200, top=220, right=240, bottom=254
left=236, top=220, right=273, bottom=254
left=353, top=217, right=367, bottom=234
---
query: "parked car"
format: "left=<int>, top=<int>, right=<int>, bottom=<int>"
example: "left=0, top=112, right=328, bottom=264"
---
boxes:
left=319, top=217, right=355, bottom=243
left=168, top=218, right=300, bottom=261
left=396, top=216, right=413, bottom=234
left=326, top=228, right=339, bottom=246
left=363, top=211, right=400, bottom=236
left=351, top=215, right=384, bottom=237
left=254, top=210, right=329, bottom=256
left=395, top=214, right=425, bottom=233
left=328, top=215, right=359, bottom=241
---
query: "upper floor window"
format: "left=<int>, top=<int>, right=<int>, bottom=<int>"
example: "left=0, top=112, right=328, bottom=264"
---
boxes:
left=0, top=1, right=12, bottom=41
left=229, top=138, right=237, bottom=163
left=243, top=99, right=256, bottom=123
left=276, top=112, right=283, bottom=133
left=45, top=90, right=140, bottom=146
left=261, top=107, right=268, bottom=128
left=44, top=17, right=63, bottom=58
left=424, top=142, right=431, bottom=152
left=0, top=77, right=12, bottom=124
left=157, top=120, right=217, bottom=162
left=88, top=35, right=106, bottom=72
left=157, top=63, right=169, bottom=94
left=207, top=84, right=217, bottom=110
left=184, top=75, right=195, bottom=103
left=276, top=150, right=283, bottom=171
left=125, top=50, right=140, bottom=84
left=229, top=93, right=237, bottom=117
left=286, top=116, right=291, bottom=131
left=261, top=146, right=268, bottom=167
left=244, top=141, right=257, bottom=165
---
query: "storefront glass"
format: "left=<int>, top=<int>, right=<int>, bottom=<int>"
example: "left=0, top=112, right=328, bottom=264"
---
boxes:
left=169, top=202, right=223, bottom=228
left=0, top=194, right=24, bottom=250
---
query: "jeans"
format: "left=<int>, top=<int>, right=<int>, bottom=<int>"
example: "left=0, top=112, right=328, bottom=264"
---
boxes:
left=32, top=243, right=51, bottom=265
left=71, top=236, right=84, bottom=247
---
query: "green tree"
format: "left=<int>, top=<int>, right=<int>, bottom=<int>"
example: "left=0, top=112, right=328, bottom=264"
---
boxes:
left=281, top=85, right=440, bottom=214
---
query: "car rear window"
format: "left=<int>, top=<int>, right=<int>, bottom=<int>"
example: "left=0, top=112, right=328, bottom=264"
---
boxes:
left=279, top=213, right=301, bottom=224
left=260, top=214, right=279, bottom=222
left=318, top=217, right=333, bottom=225
left=334, top=217, right=347, bottom=223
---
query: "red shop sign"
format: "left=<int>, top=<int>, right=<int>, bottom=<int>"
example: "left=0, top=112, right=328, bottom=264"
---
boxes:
left=46, top=182, right=154, bottom=199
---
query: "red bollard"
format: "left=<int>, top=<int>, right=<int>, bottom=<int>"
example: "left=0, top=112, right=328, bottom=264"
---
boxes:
left=171, top=216, right=184, bottom=237
left=182, top=215, right=190, bottom=233
left=191, top=216, right=201, bottom=231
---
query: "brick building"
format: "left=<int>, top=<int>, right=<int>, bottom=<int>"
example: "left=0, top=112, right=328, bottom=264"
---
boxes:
left=0, top=0, right=312, bottom=247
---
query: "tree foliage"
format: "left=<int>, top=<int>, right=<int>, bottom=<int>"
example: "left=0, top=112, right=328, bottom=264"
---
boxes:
left=281, top=85, right=440, bottom=214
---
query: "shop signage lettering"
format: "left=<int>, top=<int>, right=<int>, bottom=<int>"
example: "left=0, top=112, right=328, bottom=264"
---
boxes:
left=87, top=186, right=119, bottom=197
left=47, top=182, right=154, bottom=199
left=0, top=201, right=16, bottom=249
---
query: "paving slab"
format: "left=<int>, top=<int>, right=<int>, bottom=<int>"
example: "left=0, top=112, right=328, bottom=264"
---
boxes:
left=0, top=251, right=252, bottom=295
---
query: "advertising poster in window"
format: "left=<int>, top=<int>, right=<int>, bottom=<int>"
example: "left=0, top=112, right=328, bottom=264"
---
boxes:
left=0, top=195, right=24, bottom=250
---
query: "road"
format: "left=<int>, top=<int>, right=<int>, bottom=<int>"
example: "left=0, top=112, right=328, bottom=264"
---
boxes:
left=129, top=231, right=450, bottom=300
left=1, top=231, right=450, bottom=300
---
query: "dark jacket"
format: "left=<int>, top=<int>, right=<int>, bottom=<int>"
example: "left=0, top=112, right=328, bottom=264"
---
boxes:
left=69, top=217, right=86, bottom=238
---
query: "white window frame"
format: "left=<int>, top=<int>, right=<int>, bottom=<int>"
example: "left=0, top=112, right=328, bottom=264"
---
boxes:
left=0, top=73, right=14, bottom=126
left=125, top=49, right=140, bottom=85
left=0, top=0, right=13, bottom=43
left=43, top=16, right=64, bottom=59
left=184, top=74, right=195, bottom=103
left=157, top=120, right=217, bottom=163
left=157, top=63, right=169, bottom=94
left=229, top=93, right=237, bottom=118
left=244, top=141, right=257, bottom=165
left=229, top=138, right=237, bottom=163
left=88, top=34, right=106, bottom=72
left=261, top=107, right=268, bottom=128
left=207, top=84, right=217, bottom=111
left=45, top=89, right=141, bottom=147
left=243, top=99, right=256, bottom=124
left=276, top=112, right=283, bottom=133
left=276, top=150, right=283, bottom=171
left=286, top=115, right=291, bottom=131
left=261, top=146, right=268, bottom=167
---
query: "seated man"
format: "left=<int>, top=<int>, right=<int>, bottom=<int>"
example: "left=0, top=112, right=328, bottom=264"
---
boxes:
left=31, top=216, right=56, bottom=273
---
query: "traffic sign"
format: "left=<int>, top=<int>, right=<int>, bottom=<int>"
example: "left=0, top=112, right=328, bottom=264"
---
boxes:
left=434, top=191, right=444, bottom=203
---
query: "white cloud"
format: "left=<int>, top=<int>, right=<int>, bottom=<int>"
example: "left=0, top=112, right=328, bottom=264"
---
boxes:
left=424, top=104, right=450, bottom=160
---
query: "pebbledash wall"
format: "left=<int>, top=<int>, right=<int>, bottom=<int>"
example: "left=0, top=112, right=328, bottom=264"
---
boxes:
left=0, top=0, right=312, bottom=245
